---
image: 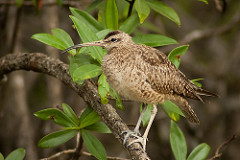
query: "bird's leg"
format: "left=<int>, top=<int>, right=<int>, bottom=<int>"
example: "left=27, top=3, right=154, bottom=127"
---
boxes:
left=124, top=104, right=158, bottom=151
left=141, top=104, right=157, bottom=149
left=122, top=104, right=147, bottom=144
left=133, top=103, right=147, bottom=135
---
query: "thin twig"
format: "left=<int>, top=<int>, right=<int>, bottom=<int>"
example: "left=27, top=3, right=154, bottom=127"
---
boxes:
left=161, top=12, right=240, bottom=53
left=71, top=133, right=84, bottom=160
left=207, top=135, right=238, bottom=160
left=214, top=0, right=227, bottom=13
left=180, top=13, right=240, bottom=45
left=10, top=8, right=22, bottom=53
left=40, top=149, right=75, bottom=160
left=82, top=151, right=130, bottom=160
left=40, top=149, right=130, bottom=160
left=127, top=0, right=135, bottom=18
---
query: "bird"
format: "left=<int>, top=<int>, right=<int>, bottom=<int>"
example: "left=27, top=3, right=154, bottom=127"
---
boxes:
left=61, top=30, right=217, bottom=150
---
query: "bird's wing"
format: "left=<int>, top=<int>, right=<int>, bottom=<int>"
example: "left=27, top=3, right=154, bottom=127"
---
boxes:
left=139, top=46, right=203, bottom=101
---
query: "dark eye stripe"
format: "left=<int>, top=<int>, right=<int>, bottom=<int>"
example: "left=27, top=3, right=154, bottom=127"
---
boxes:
left=104, top=31, right=121, bottom=39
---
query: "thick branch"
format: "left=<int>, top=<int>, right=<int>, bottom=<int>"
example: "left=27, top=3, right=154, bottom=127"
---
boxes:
left=0, top=52, right=150, bottom=160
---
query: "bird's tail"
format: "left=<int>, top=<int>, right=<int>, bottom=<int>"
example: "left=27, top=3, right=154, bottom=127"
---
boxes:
left=171, top=97, right=200, bottom=125
left=196, top=87, right=218, bottom=97
left=179, top=103, right=200, bottom=125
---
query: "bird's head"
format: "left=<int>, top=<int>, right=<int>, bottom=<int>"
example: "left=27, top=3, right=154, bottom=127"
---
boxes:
left=61, top=30, right=133, bottom=54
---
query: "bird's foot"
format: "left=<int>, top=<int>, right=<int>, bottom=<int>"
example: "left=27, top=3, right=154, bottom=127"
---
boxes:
left=121, top=130, right=147, bottom=150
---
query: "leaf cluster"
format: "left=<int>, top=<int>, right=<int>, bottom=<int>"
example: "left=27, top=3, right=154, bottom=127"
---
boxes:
left=34, top=104, right=111, bottom=160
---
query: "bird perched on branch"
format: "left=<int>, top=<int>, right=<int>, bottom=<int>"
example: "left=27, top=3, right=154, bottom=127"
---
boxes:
left=61, top=30, right=217, bottom=150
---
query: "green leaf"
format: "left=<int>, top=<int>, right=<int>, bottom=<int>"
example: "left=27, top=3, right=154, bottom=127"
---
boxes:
left=197, top=0, right=208, bottom=4
left=70, top=15, right=104, bottom=62
left=134, top=0, right=150, bottom=24
left=116, top=0, right=129, bottom=20
left=98, top=3, right=106, bottom=25
left=79, top=109, right=101, bottom=129
left=62, top=103, right=79, bottom=125
left=168, top=45, right=189, bottom=68
left=85, top=121, right=111, bottom=133
left=81, top=129, right=107, bottom=160
left=16, top=0, right=24, bottom=7
left=51, top=28, right=75, bottom=49
left=132, top=34, right=178, bottom=47
left=170, top=120, right=187, bottom=160
left=73, top=64, right=102, bottom=81
left=38, top=130, right=78, bottom=148
left=162, top=100, right=185, bottom=122
left=109, top=88, right=124, bottom=110
left=68, top=54, right=95, bottom=73
left=191, top=78, right=203, bottom=88
left=141, top=104, right=152, bottom=127
left=105, top=0, right=119, bottom=30
left=187, top=143, right=210, bottom=160
left=34, top=108, right=77, bottom=127
left=119, top=12, right=140, bottom=34
left=98, top=74, right=110, bottom=104
left=86, top=0, right=103, bottom=13
left=31, top=33, right=66, bottom=50
left=70, top=7, right=104, bottom=32
left=96, top=29, right=112, bottom=39
left=147, top=0, right=180, bottom=26
left=32, top=29, right=76, bottom=55
left=0, top=153, right=4, bottom=160
left=5, top=148, right=25, bottom=160
left=68, top=54, right=95, bottom=86
left=79, top=106, right=93, bottom=122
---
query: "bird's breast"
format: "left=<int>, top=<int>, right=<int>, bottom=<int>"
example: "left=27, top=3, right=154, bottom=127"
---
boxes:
left=102, top=54, right=126, bottom=93
left=101, top=53, right=165, bottom=103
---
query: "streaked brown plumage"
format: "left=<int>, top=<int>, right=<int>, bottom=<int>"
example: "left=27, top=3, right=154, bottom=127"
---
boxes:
left=100, top=30, right=216, bottom=124
left=62, top=30, right=217, bottom=149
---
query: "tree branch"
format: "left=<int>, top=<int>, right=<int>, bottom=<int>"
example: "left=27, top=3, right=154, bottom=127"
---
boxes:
left=0, top=52, right=150, bottom=160
left=179, top=13, right=240, bottom=45
left=161, top=12, right=240, bottom=53
left=40, top=149, right=75, bottom=160
left=207, top=135, right=238, bottom=160
left=71, top=133, right=83, bottom=160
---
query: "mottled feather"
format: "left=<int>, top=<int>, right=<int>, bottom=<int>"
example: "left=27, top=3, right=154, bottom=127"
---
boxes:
left=100, top=31, right=217, bottom=124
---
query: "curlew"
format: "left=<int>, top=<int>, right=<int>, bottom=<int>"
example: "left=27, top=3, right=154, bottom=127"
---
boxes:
left=61, top=30, right=217, bottom=150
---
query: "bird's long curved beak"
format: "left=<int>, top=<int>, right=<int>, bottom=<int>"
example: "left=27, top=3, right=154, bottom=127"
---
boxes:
left=61, top=40, right=104, bottom=54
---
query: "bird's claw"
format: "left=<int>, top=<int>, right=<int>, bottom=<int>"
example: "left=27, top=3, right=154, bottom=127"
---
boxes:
left=128, top=136, right=148, bottom=151
left=121, top=130, right=147, bottom=150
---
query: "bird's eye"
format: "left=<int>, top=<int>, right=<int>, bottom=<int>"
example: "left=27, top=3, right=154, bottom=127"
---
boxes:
left=111, top=38, right=117, bottom=42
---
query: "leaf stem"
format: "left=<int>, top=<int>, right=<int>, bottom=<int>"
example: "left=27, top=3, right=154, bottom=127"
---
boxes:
left=127, top=0, right=135, bottom=18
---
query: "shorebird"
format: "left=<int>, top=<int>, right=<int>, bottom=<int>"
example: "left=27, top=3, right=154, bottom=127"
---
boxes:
left=61, top=30, right=217, bottom=150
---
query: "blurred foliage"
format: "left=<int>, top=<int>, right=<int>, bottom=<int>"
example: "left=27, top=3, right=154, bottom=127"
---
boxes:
left=0, top=148, right=25, bottom=160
